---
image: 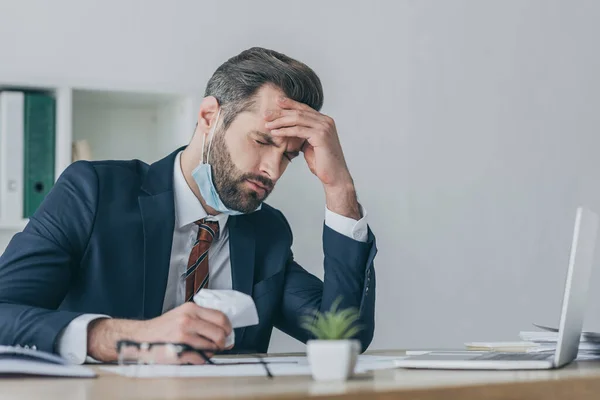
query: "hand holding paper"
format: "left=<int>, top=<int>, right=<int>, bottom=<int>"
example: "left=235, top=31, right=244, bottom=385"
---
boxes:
left=89, top=300, right=235, bottom=363
left=194, top=289, right=259, bottom=348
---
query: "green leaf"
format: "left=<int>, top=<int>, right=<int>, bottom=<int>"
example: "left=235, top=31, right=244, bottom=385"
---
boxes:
left=299, top=296, right=364, bottom=340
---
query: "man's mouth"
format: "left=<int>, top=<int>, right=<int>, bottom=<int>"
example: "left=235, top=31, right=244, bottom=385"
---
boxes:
left=245, top=179, right=270, bottom=195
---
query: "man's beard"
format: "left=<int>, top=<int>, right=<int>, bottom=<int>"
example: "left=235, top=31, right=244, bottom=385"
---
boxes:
left=210, top=133, right=274, bottom=213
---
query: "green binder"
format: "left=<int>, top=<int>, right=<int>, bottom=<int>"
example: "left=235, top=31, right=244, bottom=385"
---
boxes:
left=23, top=92, right=55, bottom=218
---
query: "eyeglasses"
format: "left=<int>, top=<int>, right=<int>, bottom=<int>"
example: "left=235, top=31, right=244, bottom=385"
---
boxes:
left=115, top=340, right=274, bottom=378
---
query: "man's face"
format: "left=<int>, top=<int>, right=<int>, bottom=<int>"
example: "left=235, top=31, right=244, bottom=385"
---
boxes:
left=209, top=85, right=305, bottom=213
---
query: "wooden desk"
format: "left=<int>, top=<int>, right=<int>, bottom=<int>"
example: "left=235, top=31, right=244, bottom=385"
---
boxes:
left=2, top=351, right=600, bottom=400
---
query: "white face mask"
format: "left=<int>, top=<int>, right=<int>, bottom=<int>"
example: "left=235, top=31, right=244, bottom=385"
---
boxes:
left=191, top=109, right=262, bottom=215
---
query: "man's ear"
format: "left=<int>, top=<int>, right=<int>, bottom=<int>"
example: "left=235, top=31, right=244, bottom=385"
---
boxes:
left=197, top=96, right=220, bottom=133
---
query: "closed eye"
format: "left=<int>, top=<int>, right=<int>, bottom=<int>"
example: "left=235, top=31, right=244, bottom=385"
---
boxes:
left=254, top=138, right=297, bottom=162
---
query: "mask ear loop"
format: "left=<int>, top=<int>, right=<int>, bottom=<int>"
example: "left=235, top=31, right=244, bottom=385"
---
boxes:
left=201, top=129, right=207, bottom=164
left=203, top=108, right=221, bottom=165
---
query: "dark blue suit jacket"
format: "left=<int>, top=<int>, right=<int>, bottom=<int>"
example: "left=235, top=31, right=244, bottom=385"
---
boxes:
left=0, top=148, right=377, bottom=354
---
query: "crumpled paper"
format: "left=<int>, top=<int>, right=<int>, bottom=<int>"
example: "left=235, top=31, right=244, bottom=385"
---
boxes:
left=193, top=289, right=259, bottom=348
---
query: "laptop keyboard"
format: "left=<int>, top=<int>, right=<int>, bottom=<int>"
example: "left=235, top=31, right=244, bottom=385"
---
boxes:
left=473, top=352, right=552, bottom=361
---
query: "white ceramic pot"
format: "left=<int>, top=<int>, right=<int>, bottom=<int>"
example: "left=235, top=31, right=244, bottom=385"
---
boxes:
left=306, top=339, right=360, bottom=381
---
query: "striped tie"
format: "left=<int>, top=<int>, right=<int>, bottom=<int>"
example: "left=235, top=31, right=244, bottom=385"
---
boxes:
left=185, top=219, right=220, bottom=302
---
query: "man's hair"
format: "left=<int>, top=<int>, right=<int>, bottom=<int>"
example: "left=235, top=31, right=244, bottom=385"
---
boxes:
left=204, top=47, right=324, bottom=129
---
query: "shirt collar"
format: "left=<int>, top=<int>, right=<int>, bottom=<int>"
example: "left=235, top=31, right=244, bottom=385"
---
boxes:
left=173, top=151, right=229, bottom=232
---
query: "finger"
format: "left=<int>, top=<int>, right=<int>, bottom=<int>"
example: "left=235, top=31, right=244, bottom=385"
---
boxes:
left=195, top=307, right=233, bottom=335
left=276, top=96, right=315, bottom=112
left=185, top=319, right=229, bottom=349
left=271, top=126, right=314, bottom=141
left=302, top=142, right=317, bottom=174
left=264, top=107, right=319, bottom=122
left=265, top=111, right=322, bottom=130
left=301, top=140, right=312, bottom=153
left=180, top=334, right=222, bottom=364
left=181, top=332, right=220, bottom=351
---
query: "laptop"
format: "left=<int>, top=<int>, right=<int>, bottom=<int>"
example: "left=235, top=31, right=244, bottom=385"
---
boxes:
left=394, top=207, right=599, bottom=370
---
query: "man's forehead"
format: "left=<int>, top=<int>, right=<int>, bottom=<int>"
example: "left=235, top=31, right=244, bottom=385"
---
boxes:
left=253, top=84, right=287, bottom=110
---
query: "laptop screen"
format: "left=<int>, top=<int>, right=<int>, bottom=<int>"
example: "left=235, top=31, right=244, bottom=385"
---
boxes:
left=553, top=207, right=598, bottom=367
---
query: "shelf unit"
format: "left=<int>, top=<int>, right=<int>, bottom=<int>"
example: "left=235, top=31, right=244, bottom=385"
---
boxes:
left=0, top=83, right=199, bottom=240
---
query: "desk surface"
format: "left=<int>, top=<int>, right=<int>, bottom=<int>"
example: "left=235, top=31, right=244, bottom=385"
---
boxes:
left=3, top=350, right=600, bottom=400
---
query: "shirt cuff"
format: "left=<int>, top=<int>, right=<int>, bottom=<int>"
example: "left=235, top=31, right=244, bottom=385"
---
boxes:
left=56, top=314, right=110, bottom=364
left=325, top=204, right=368, bottom=242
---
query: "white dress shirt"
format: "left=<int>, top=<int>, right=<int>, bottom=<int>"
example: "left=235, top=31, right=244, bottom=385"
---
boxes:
left=57, top=151, right=368, bottom=364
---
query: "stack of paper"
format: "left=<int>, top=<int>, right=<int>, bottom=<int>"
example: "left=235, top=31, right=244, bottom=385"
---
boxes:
left=463, top=323, right=600, bottom=360
left=518, top=324, right=600, bottom=358
left=464, top=341, right=541, bottom=352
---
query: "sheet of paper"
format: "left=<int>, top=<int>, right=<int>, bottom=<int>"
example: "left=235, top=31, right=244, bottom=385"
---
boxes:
left=575, top=353, right=600, bottom=360
left=0, top=359, right=96, bottom=378
left=100, top=355, right=404, bottom=378
left=531, top=324, right=600, bottom=340
left=465, top=341, right=540, bottom=351
left=520, top=331, right=600, bottom=345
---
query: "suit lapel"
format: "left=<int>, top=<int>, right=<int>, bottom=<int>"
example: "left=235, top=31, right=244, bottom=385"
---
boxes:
left=139, top=192, right=175, bottom=318
left=228, top=215, right=256, bottom=345
left=138, top=148, right=181, bottom=319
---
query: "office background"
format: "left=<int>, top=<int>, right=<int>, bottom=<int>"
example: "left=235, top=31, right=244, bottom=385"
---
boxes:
left=1, top=0, right=599, bottom=352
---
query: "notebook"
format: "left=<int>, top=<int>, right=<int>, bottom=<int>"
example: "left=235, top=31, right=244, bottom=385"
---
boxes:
left=0, top=346, right=96, bottom=378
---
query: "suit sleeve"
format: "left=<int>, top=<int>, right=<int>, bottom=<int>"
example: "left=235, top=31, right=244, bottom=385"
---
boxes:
left=273, top=213, right=377, bottom=352
left=0, top=161, right=99, bottom=353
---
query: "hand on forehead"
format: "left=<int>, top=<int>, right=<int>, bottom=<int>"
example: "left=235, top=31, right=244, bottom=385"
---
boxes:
left=251, top=90, right=306, bottom=151
left=265, top=93, right=312, bottom=146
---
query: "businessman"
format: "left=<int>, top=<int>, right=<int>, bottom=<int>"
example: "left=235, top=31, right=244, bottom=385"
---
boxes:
left=0, top=47, right=377, bottom=364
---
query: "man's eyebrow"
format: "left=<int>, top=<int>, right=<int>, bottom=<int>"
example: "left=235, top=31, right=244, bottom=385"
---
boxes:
left=251, top=130, right=302, bottom=155
left=251, top=130, right=280, bottom=147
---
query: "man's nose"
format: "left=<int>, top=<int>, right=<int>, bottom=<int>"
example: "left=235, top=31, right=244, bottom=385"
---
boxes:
left=259, top=152, right=282, bottom=183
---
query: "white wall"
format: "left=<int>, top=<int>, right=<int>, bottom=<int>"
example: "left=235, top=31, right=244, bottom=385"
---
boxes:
left=1, top=0, right=600, bottom=352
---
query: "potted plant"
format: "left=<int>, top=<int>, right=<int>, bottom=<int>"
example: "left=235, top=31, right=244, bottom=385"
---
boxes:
left=301, top=298, right=363, bottom=381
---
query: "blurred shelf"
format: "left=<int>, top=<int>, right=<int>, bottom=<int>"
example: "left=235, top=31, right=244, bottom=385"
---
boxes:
left=0, top=83, right=199, bottom=253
